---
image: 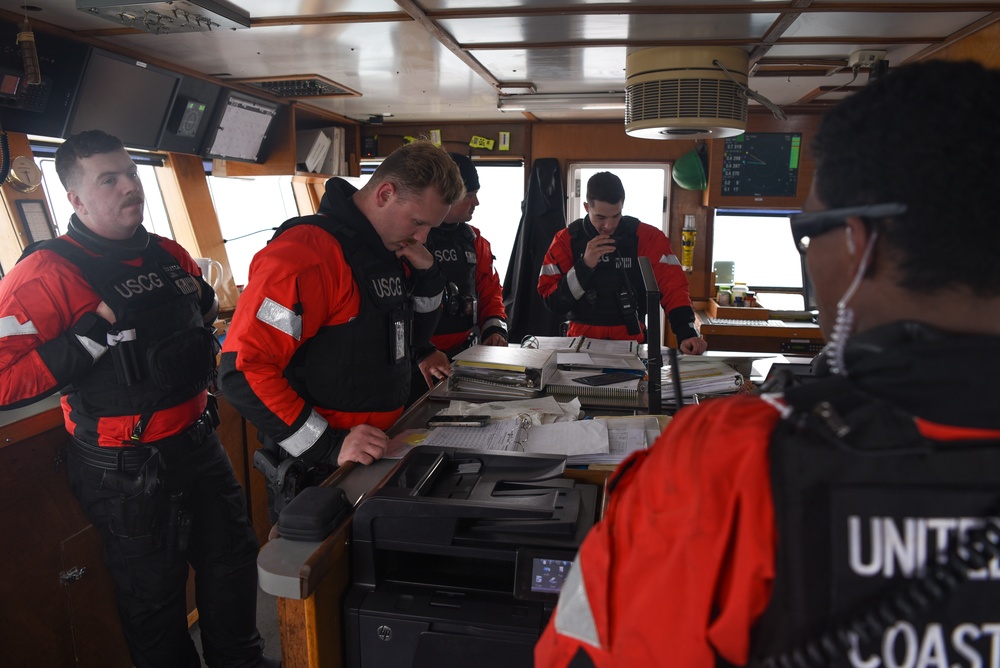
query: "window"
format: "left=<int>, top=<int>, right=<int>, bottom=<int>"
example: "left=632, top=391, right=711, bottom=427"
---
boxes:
left=35, top=155, right=174, bottom=239
left=207, top=175, right=299, bottom=287
left=567, top=163, right=671, bottom=233
left=712, top=209, right=810, bottom=311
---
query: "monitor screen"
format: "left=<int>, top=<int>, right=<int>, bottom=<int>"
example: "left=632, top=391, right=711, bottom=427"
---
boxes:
left=66, top=50, right=181, bottom=150
left=201, top=90, right=280, bottom=163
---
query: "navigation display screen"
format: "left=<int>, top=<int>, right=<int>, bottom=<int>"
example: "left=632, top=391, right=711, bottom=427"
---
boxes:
left=721, top=132, right=802, bottom=198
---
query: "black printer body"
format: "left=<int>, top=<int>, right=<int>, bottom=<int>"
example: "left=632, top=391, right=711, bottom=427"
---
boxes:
left=344, top=446, right=598, bottom=668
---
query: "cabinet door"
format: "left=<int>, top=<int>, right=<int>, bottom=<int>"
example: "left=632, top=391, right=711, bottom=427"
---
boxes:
left=61, top=525, right=132, bottom=667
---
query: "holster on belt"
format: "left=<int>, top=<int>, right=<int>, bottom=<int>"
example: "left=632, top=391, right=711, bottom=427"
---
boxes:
left=99, top=446, right=161, bottom=498
left=253, top=449, right=307, bottom=511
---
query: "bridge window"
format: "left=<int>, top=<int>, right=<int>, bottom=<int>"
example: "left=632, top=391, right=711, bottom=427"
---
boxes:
left=207, top=175, right=299, bottom=287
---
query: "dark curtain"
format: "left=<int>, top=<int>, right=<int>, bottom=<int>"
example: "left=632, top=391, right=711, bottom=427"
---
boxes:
left=502, top=158, right=567, bottom=342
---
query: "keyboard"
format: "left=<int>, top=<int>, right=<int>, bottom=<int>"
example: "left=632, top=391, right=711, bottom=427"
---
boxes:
left=701, top=317, right=786, bottom=327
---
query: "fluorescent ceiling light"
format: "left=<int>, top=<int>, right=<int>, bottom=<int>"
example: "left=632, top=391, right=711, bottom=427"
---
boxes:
left=498, top=92, right=626, bottom=113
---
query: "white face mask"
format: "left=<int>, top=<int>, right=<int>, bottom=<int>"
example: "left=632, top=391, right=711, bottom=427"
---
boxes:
left=827, top=229, right=879, bottom=376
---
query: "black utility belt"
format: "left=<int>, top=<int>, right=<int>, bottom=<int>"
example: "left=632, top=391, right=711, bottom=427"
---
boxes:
left=70, top=437, right=155, bottom=471
left=70, top=410, right=215, bottom=470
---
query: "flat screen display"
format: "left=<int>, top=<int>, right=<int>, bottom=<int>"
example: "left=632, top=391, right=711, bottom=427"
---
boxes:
left=721, top=132, right=802, bottom=198
left=202, top=91, right=280, bottom=163
left=66, top=50, right=181, bottom=150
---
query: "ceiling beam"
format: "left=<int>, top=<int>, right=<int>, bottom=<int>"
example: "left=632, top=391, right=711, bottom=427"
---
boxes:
left=748, top=0, right=813, bottom=74
left=421, top=3, right=1000, bottom=19
left=394, top=0, right=500, bottom=89
left=464, top=36, right=942, bottom=51
left=252, top=13, right=411, bottom=28
left=904, top=11, right=1000, bottom=62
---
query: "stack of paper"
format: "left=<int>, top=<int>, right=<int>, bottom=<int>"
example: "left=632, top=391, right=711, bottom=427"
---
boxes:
left=660, top=357, right=744, bottom=400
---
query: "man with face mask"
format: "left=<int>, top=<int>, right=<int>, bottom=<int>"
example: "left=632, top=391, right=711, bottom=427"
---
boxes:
left=536, top=60, right=1000, bottom=668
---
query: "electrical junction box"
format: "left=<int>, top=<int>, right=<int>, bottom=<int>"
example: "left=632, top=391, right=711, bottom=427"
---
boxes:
left=848, top=50, right=887, bottom=69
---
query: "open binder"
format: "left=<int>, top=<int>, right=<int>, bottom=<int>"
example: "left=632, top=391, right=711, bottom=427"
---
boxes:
left=546, top=369, right=645, bottom=408
left=525, top=336, right=645, bottom=372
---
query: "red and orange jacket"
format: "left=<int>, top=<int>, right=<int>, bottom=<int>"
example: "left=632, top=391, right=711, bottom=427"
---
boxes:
left=429, top=223, right=507, bottom=353
left=0, top=233, right=209, bottom=446
left=537, top=219, right=696, bottom=342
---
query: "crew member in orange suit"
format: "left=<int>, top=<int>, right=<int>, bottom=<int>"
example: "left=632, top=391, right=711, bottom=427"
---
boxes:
left=408, top=152, right=508, bottom=404
left=219, top=141, right=464, bottom=517
left=537, top=171, right=707, bottom=352
left=0, top=130, right=271, bottom=668
left=536, top=60, right=1000, bottom=667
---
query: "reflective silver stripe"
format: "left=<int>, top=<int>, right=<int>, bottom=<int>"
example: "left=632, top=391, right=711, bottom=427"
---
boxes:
left=760, top=392, right=793, bottom=419
left=75, top=333, right=107, bottom=362
left=566, top=267, right=585, bottom=299
left=553, top=553, right=602, bottom=649
left=660, top=253, right=680, bottom=266
left=415, top=293, right=442, bottom=314
left=483, top=317, right=507, bottom=333
left=540, top=263, right=562, bottom=276
left=106, top=328, right=137, bottom=346
left=0, top=315, right=38, bottom=338
left=279, top=409, right=327, bottom=457
left=256, top=298, right=302, bottom=341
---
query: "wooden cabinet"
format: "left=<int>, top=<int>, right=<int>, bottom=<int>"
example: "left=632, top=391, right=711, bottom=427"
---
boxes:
left=0, top=397, right=268, bottom=666
left=212, top=103, right=360, bottom=180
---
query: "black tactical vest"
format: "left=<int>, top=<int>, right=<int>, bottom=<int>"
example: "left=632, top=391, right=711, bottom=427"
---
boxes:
left=36, top=238, right=216, bottom=416
left=426, top=223, right=477, bottom=335
left=748, top=376, right=1000, bottom=668
left=277, top=215, right=413, bottom=412
left=567, top=216, right=644, bottom=326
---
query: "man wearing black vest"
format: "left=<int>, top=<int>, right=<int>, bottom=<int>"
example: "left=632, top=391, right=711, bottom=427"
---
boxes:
left=538, top=171, right=707, bottom=351
left=537, top=60, right=1000, bottom=667
left=220, top=141, right=463, bottom=517
left=407, top=152, right=508, bottom=405
left=0, top=130, right=269, bottom=667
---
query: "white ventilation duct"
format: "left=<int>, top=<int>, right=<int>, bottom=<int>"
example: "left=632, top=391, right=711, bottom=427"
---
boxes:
left=625, top=47, right=749, bottom=139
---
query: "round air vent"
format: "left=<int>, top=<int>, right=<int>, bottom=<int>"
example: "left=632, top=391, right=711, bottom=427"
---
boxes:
left=625, top=47, right=749, bottom=139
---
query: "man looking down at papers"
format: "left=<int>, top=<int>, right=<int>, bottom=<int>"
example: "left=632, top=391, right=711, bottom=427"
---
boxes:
left=536, top=60, right=1000, bottom=667
left=220, top=141, right=463, bottom=519
left=537, top=171, right=707, bottom=353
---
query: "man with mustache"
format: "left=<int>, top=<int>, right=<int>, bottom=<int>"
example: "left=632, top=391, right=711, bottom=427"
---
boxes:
left=0, top=130, right=271, bottom=667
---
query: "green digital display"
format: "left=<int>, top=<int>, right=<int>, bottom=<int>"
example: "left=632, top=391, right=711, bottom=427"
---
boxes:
left=721, top=132, right=802, bottom=198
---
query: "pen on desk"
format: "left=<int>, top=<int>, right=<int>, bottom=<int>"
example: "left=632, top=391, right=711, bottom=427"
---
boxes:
left=601, top=368, right=645, bottom=376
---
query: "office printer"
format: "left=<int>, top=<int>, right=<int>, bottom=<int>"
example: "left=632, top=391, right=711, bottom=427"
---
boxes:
left=344, top=446, right=599, bottom=668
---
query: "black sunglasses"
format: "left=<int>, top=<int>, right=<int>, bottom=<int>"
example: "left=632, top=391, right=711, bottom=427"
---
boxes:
left=790, top=202, right=907, bottom=252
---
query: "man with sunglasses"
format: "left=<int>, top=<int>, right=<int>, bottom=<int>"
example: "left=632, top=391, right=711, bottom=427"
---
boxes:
left=537, top=60, right=1000, bottom=668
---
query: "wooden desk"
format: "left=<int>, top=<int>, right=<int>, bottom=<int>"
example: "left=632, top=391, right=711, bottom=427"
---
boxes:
left=697, top=312, right=825, bottom=354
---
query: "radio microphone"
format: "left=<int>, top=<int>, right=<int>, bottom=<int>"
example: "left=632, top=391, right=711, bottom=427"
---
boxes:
left=17, top=19, right=41, bottom=86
